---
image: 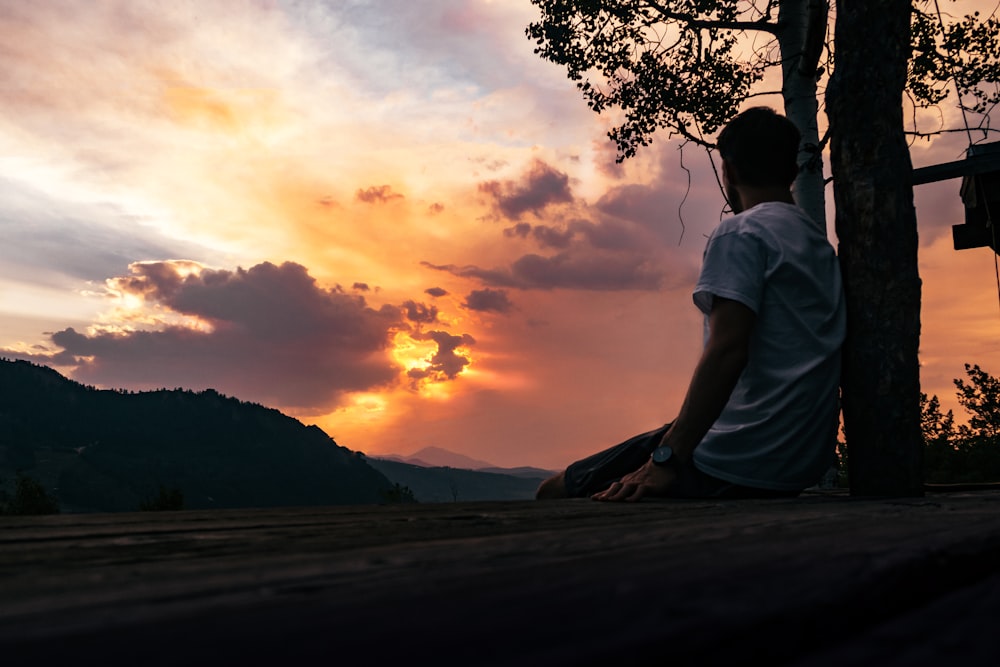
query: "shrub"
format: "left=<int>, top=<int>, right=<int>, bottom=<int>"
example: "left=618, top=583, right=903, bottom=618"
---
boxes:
left=379, top=482, right=417, bottom=504
left=0, top=472, right=60, bottom=515
left=139, top=485, right=185, bottom=511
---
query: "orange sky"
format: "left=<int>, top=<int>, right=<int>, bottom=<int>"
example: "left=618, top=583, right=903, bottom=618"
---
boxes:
left=1, top=1, right=998, bottom=468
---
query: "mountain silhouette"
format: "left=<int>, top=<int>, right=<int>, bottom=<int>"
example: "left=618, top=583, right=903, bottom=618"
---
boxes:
left=383, top=446, right=497, bottom=469
left=0, top=358, right=394, bottom=511
left=383, top=446, right=556, bottom=478
left=366, top=458, right=547, bottom=502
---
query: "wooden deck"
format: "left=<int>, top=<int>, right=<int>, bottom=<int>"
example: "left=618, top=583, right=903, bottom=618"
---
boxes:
left=4, top=492, right=1000, bottom=665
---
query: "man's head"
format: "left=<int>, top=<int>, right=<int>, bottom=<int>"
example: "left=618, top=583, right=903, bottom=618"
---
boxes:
left=717, top=107, right=800, bottom=212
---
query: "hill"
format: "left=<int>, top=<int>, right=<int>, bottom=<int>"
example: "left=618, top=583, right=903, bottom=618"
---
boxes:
left=0, top=359, right=394, bottom=512
left=366, top=458, right=546, bottom=502
left=382, top=446, right=557, bottom=479
left=395, top=446, right=496, bottom=469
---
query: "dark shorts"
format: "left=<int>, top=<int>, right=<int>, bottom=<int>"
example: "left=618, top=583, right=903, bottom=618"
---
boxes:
left=563, top=423, right=801, bottom=500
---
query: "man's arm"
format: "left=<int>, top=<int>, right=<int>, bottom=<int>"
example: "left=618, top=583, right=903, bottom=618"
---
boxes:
left=593, top=296, right=755, bottom=502
left=659, top=296, right=756, bottom=461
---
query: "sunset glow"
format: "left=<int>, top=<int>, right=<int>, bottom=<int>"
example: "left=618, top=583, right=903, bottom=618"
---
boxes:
left=2, top=1, right=999, bottom=468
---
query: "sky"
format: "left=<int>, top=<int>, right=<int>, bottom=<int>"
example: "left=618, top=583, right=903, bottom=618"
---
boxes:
left=2, top=0, right=999, bottom=469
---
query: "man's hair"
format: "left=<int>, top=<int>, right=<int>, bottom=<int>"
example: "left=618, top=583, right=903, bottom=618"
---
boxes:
left=716, top=107, right=800, bottom=188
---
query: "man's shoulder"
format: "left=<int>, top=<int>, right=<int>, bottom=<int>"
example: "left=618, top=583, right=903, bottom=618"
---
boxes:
left=713, top=203, right=818, bottom=243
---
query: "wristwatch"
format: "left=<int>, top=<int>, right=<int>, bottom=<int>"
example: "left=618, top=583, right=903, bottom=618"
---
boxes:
left=651, top=445, right=676, bottom=467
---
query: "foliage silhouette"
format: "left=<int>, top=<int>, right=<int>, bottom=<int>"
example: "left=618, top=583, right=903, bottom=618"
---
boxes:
left=378, top=482, right=418, bottom=504
left=139, top=485, right=185, bottom=512
left=0, top=359, right=395, bottom=511
left=922, top=364, right=1000, bottom=484
left=527, top=1, right=999, bottom=160
left=0, top=472, right=60, bottom=515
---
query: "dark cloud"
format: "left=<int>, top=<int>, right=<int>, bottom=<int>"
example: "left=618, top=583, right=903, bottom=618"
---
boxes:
left=422, top=261, right=520, bottom=288
left=22, top=261, right=407, bottom=411
left=356, top=185, right=403, bottom=204
left=463, top=288, right=513, bottom=313
left=479, top=159, right=572, bottom=219
left=532, top=224, right=575, bottom=249
left=406, top=330, right=476, bottom=382
left=425, top=287, right=448, bottom=297
left=503, top=222, right=575, bottom=249
left=402, top=299, right=438, bottom=323
left=424, top=245, right=691, bottom=292
left=422, top=148, right=706, bottom=294
left=596, top=182, right=679, bottom=232
left=507, top=252, right=665, bottom=291
left=428, top=202, right=445, bottom=215
left=353, top=282, right=370, bottom=291
left=503, top=222, right=531, bottom=238
left=568, top=219, right=646, bottom=251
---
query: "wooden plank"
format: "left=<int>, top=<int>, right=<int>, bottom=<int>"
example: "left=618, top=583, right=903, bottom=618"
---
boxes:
left=793, top=571, right=1000, bottom=666
left=913, top=151, right=1000, bottom=185
left=3, top=494, right=1000, bottom=665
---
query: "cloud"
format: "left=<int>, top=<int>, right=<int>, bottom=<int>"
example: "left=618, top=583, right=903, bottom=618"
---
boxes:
left=422, top=221, right=698, bottom=291
left=590, top=141, right=732, bottom=247
left=464, top=288, right=514, bottom=313
left=0, top=177, right=210, bottom=285
left=402, top=299, right=439, bottom=323
left=425, top=287, right=448, bottom=297
left=356, top=185, right=404, bottom=204
left=479, top=159, right=573, bottom=219
left=13, top=261, right=406, bottom=411
left=509, top=252, right=667, bottom=291
left=503, top=222, right=532, bottom=238
left=432, top=146, right=704, bottom=293
left=531, top=224, right=576, bottom=249
left=406, top=330, right=476, bottom=381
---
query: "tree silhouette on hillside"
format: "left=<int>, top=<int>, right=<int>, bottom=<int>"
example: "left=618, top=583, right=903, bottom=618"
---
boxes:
left=923, top=364, right=1000, bottom=483
left=0, top=359, right=395, bottom=511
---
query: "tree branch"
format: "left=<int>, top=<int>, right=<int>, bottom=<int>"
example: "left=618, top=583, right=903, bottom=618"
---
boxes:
left=667, top=118, right=715, bottom=149
left=641, top=1, right=781, bottom=35
left=904, top=127, right=1000, bottom=138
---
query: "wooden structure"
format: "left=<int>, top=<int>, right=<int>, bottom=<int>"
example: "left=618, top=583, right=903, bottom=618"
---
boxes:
left=4, top=493, right=1000, bottom=665
left=913, top=140, right=1000, bottom=253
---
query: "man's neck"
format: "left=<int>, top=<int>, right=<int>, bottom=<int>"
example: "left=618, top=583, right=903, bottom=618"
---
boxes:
left=733, top=187, right=794, bottom=213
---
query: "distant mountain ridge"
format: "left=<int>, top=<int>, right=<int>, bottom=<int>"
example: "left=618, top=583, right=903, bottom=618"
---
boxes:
left=381, top=446, right=556, bottom=479
left=368, top=446, right=555, bottom=502
left=0, top=358, right=394, bottom=512
left=381, top=446, right=496, bottom=469
left=365, top=458, right=547, bottom=502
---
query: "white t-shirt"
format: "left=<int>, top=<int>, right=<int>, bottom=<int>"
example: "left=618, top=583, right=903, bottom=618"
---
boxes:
left=692, top=201, right=846, bottom=491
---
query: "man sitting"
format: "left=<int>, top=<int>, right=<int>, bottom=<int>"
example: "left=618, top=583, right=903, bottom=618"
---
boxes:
left=538, top=107, right=846, bottom=502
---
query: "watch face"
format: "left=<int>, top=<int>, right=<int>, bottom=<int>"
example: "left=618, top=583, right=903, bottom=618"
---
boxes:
left=652, top=446, right=673, bottom=465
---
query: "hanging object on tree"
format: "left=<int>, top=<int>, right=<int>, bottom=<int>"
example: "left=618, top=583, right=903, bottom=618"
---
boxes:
left=912, top=140, right=1000, bottom=254
left=952, top=142, right=1000, bottom=253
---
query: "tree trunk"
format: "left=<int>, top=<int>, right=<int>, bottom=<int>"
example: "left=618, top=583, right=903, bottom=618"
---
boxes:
left=826, top=0, right=923, bottom=495
left=779, top=0, right=827, bottom=228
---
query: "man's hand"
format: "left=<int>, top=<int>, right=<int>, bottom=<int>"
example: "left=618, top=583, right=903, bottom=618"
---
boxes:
left=591, top=460, right=676, bottom=502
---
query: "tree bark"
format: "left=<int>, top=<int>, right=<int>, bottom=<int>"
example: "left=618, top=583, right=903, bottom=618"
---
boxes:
left=826, top=0, right=923, bottom=495
left=779, top=0, right=827, bottom=227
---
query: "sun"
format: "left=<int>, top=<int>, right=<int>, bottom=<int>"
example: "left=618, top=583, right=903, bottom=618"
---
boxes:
left=389, top=330, right=438, bottom=376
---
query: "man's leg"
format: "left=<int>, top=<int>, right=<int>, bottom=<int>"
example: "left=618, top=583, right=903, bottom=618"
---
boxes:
left=664, top=459, right=802, bottom=499
left=536, top=424, right=672, bottom=499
